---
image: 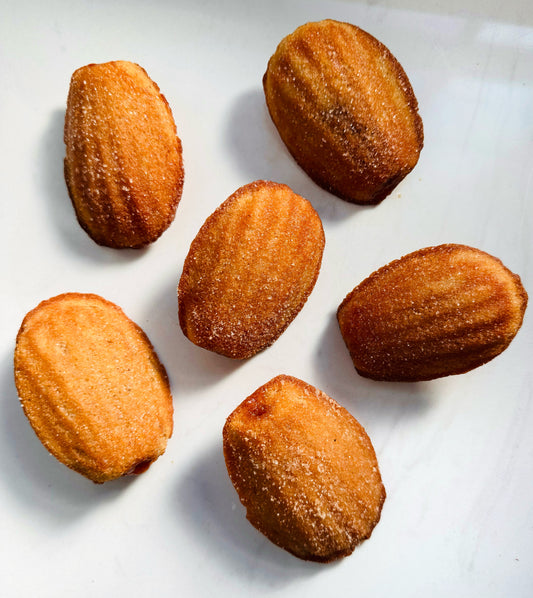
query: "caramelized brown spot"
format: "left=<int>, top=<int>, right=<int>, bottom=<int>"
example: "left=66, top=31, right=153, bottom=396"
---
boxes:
left=247, top=400, right=271, bottom=418
left=129, top=460, right=153, bottom=476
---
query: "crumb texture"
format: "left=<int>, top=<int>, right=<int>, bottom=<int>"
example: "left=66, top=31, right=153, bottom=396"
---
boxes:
left=223, top=375, right=385, bottom=562
left=14, top=293, right=173, bottom=482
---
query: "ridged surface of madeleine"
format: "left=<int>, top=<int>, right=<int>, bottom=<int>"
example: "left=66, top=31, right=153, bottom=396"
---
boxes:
left=223, top=375, right=385, bottom=562
left=14, top=293, right=173, bottom=483
left=64, top=60, right=184, bottom=248
left=263, top=19, right=423, bottom=204
left=178, top=181, right=325, bottom=358
left=337, top=244, right=528, bottom=381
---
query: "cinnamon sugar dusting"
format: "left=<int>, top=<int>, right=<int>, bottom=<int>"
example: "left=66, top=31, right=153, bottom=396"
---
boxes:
left=337, top=244, right=528, bottom=381
left=264, top=19, right=423, bottom=204
left=223, top=375, right=385, bottom=562
left=178, top=181, right=325, bottom=359
left=64, top=61, right=184, bottom=248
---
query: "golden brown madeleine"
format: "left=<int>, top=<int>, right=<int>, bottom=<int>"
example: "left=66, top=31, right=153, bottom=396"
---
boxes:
left=223, top=375, right=385, bottom=562
left=337, top=244, right=528, bottom=381
left=14, top=293, right=173, bottom=483
left=64, top=60, right=184, bottom=248
left=263, top=19, right=423, bottom=205
left=178, top=181, right=325, bottom=358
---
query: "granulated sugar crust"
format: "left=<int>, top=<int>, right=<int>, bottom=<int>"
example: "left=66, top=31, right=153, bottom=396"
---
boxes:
left=263, top=19, right=423, bottom=205
left=337, top=244, right=528, bottom=381
left=64, top=61, right=184, bottom=248
left=223, top=374, right=385, bottom=562
left=178, top=181, right=325, bottom=359
left=14, top=293, right=174, bottom=483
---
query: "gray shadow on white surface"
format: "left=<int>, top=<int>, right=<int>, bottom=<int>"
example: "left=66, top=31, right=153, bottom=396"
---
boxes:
left=141, top=269, right=245, bottom=396
left=223, top=88, right=365, bottom=224
left=38, top=108, right=149, bottom=263
left=0, top=351, right=135, bottom=525
left=174, top=441, right=326, bottom=587
left=312, top=311, right=435, bottom=421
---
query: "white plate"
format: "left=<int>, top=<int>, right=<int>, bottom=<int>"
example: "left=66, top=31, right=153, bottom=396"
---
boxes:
left=1, top=1, right=532, bottom=596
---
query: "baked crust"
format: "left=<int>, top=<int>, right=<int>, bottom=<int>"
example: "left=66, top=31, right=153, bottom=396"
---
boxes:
left=14, top=293, right=173, bottom=483
left=64, top=61, right=184, bottom=248
left=223, top=375, right=385, bottom=562
left=263, top=19, right=423, bottom=205
left=178, top=180, right=325, bottom=358
left=337, top=244, right=528, bottom=381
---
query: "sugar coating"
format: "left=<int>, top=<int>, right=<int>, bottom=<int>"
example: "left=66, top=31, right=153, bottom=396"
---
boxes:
left=178, top=181, right=325, bottom=359
left=64, top=61, right=184, bottom=248
left=337, top=244, right=528, bottom=381
left=263, top=19, right=423, bottom=204
left=14, top=293, right=173, bottom=483
left=223, top=375, right=385, bottom=562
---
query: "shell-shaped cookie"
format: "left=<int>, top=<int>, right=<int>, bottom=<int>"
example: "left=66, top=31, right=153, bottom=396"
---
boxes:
left=223, top=375, right=386, bottom=562
left=178, top=181, right=325, bottom=358
left=64, top=60, right=184, bottom=248
left=337, top=244, right=528, bottom=381
left=263, top=19, right=423, bottom=205
left=14, top=293, right=173, bottom=483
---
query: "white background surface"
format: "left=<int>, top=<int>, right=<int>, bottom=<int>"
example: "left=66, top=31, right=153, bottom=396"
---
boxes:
left=1, top=0, right=532, bottom=596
